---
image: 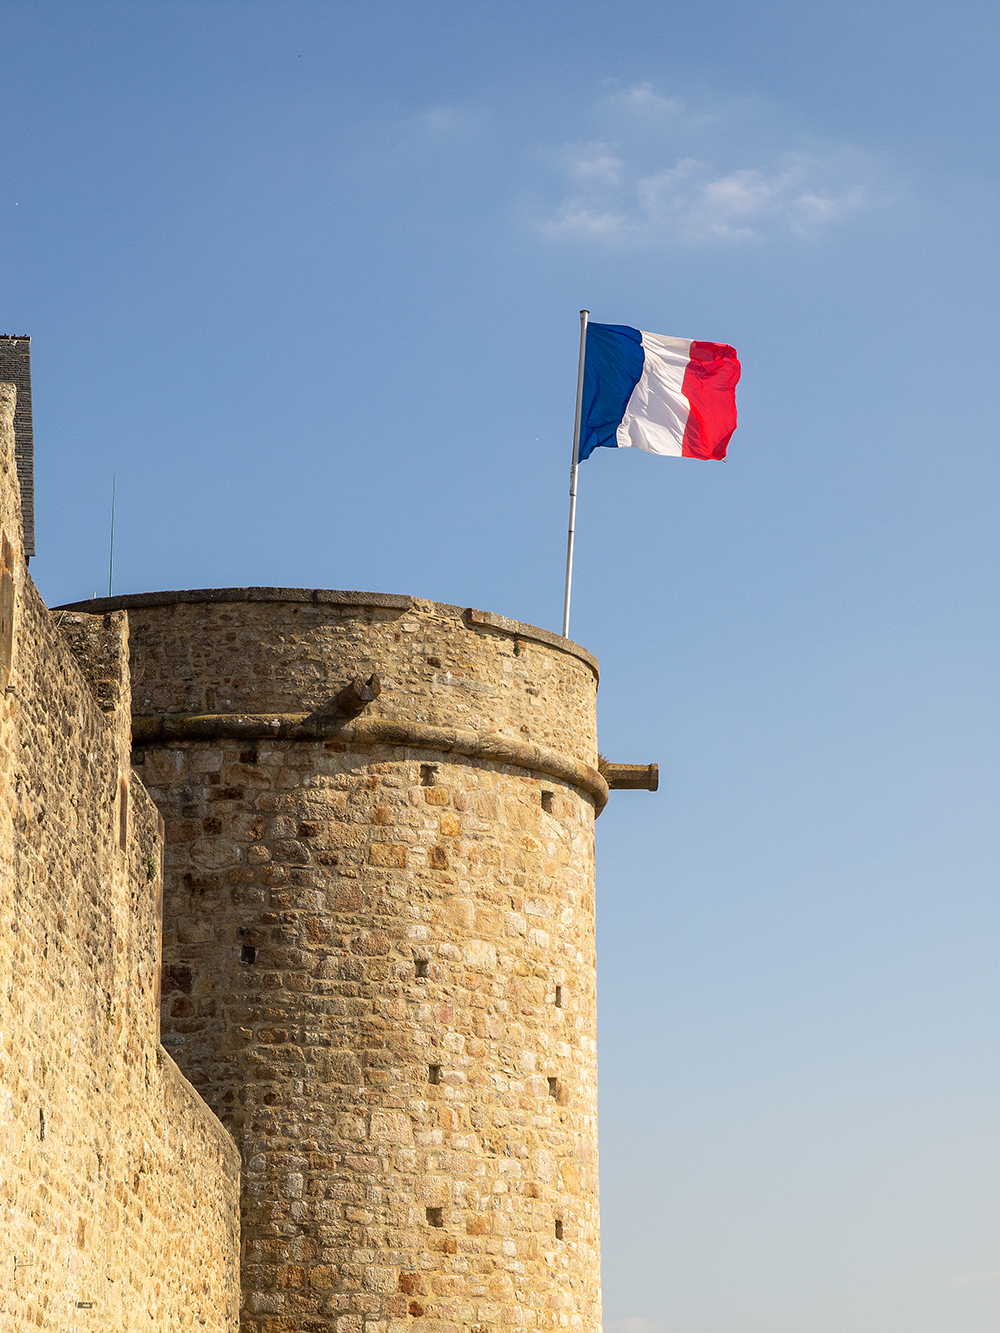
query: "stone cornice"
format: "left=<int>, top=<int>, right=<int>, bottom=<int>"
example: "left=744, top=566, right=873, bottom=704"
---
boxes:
left=132, top=712, right=612, bottom=813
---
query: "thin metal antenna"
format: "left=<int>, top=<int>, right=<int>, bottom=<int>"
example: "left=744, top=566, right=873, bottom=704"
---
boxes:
left=562, top=310, right=589, bottom=640
left=108, top=474, right=116, bottom=598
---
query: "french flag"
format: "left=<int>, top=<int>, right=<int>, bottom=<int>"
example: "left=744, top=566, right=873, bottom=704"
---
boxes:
left=579, top=323, right=741, bottom=462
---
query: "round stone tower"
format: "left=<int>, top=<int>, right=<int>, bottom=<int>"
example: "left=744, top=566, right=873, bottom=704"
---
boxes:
left=56, top=587, right=654, bottom=1333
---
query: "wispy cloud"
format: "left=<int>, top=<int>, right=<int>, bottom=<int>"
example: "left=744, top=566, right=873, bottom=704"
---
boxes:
left=564, top=143, right=624, bottom=186
left=530, top=84, right=887, bottom=247
left=605, top=82, right=715, bottom=131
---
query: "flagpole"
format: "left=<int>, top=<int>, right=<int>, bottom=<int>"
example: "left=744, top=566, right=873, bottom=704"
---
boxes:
left=562, top=309, right=589, bottom=639
left=108, top=473, right=116, bottom=598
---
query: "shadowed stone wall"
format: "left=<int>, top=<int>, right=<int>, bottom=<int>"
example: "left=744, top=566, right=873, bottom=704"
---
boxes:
left=0, top=384, right=241, bottom=1331
left=0, top=339, right=34, bottom=557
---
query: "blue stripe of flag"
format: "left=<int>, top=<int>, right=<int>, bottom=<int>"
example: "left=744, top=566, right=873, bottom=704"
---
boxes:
left=578, top=323, right=645, bottom=461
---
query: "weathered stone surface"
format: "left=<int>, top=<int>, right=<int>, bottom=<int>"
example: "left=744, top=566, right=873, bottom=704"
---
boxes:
left=0, top=343, right=34, bottom=556
left=55, top=608, right=132, bottom=716
left=123, top=593, right=604, bottom=1332
left=0, top=387, right=240, bottom=1332
left=55, top=587, right=600, bottom=703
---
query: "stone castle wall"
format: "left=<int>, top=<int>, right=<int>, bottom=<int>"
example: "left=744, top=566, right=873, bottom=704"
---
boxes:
left=88, top=591, right=607, bottom=1333
left=2, top=323, right=661, bottom=1333
left=0, top=384, right=241, bottom=1331
left=0, top=339, right=34, bottom=557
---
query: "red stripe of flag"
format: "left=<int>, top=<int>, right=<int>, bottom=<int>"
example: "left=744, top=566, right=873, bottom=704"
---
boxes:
left=680, top=342, right=741, bottom=460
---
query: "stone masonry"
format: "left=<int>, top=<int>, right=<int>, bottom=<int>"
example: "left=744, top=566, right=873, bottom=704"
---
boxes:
left=53, top=589, right=614, bottom=1333
left=7, top=336, right=657, bottom=1333
left=0, top=338, right=34, bottom=558
left=0, top=381, right=241, bottom=1331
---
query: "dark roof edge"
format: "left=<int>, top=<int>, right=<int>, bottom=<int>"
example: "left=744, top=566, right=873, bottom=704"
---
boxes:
left=56, top=587, right=413, bottom=612
left=53, top=587, right=599, bottom=678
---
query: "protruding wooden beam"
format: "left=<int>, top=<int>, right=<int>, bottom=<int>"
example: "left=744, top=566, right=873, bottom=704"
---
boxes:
left=602, top=762, right=658, bottom=791
left=329, top=673, right=381, bottom=719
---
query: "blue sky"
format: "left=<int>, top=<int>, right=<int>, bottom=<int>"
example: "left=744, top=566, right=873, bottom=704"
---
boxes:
left=4, top=3, right=999, bottom=1329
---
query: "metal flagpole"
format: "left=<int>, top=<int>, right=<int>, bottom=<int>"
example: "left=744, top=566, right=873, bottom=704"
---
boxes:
left=108, top=474, right=116, bottom=598
left=562, top=309, right=589, bottom=639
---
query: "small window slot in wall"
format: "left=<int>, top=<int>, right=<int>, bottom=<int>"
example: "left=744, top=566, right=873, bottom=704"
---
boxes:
left=415, top=958, right=430, bottom=978
left=420, top=765, right=438, bottom=787
left=541, top=790, right=553, bottom=813
left=548, top=1077, right=558, bottom=1098
left=555, top=1219, right=564, bottom=1241
left=554, top=985, right=563, bottom=1008
left=426, top=1207, right=444, bottom=1227
left=428, top=1064, right=442, bottom=1085
left=241, top=945, right=257, bottom=965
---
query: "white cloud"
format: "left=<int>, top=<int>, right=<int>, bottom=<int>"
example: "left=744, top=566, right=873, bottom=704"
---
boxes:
left=608, top=82, right=688, bottom=119
left=603, top=81, right=720, bottom=133
left=541, top=205, right=628, bottom=240
left=564, top=143, right=625, bottom=185
left=531, top=84, right=886, bottom=247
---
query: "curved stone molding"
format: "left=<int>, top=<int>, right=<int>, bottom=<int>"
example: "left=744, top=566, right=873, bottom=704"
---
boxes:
left=132, top=711, right=612, bottom=813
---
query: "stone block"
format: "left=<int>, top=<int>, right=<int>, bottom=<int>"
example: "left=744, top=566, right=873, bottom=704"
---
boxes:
left=369, top=843, right=407, bottom=868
